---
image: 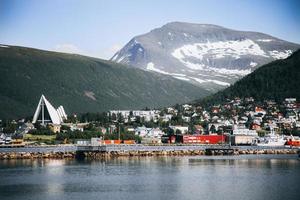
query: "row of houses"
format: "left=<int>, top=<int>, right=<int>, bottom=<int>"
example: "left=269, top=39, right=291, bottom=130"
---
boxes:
left=1, top=95, right=299, bottom=145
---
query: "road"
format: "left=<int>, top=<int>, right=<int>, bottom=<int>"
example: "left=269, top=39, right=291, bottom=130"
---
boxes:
left=0, top=144, right=296, bottom=153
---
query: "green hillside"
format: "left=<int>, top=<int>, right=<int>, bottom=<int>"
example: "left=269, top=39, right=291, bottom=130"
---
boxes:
left=197, top=49, right=300, bottom=106
left=0, top=45, right=210, bottom=119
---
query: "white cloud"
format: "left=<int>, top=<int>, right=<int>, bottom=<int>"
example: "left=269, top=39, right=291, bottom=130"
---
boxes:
left=52, top=43, right=123, bottom=60
left=97, top=44, right=122, bottom=59
left=53, top=43, right=81, bottom=54
left=109, top=44, right=122, bottom=54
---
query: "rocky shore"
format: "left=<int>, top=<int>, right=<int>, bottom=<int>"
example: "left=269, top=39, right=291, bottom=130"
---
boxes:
left=0, top=152, right=76, bottom=159
left=0, top=148, right=298, bottom=159
left=84, top=148, right=298, bottom=158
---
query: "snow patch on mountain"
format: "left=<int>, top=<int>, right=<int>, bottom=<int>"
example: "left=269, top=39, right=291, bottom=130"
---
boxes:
left=250, top=62, right=257, bottom=67
left=206, top=79, right=230, bottom=86
left=146, top=62, right=230, bottom=86
left=174, top=76, right=190, bottom=81
left=269, top=50, right=292, bottom=59
left=111, top=22, right=300, bottom=91
left=190, top=77, right=230, bottom=86
left=257, top=39, right=273, bottom=42
left=172, top=73, right=186, bottom=77
left=181, top=61, right=205, bottom=70
left=147, top=63, right=190, bottom=78
left=172, top=39, right=268, bottom=63
left=147, top=62, right=170, bottom=75
left=207, top=67, right=252, bottom=75
left=176, top=76, right=231, bottom=86
left=191, top=77, right=206, bottom=83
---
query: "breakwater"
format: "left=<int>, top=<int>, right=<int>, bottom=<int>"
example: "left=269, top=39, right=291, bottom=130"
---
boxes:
left=0, top=145, right=298, bottom=159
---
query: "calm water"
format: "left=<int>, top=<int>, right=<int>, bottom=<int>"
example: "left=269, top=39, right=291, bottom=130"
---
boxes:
left=0, top=155, right=299, bottom=200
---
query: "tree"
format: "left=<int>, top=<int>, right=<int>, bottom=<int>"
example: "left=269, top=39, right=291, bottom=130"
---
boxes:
left=175, top=129, right=182, bottom=135
left=61, top=125, right=70, bottom=131
left=110, top=113, right=116, bottom=121
left=129, top=110, right=133, bottom=117
left=117, top=113, right=124, bottom=123
left=2, top=120, right=17, bottom=134
left=167, top=127, right=175, bottom=136
left=210, top=125, right=216, bottom=134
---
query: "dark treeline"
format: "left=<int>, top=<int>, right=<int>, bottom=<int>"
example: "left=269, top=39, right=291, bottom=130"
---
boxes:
left=196, top=49, right=300, bottom=107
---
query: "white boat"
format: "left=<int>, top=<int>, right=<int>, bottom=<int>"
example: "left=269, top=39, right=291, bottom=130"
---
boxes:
left=257, top=129, right=286, bottom=147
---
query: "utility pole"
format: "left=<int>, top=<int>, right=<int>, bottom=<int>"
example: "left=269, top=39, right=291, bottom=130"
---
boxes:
left=118, top=123, right=120, bottom=142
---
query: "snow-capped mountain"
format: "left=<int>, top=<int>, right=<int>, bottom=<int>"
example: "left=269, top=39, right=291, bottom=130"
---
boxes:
left=111, top=22, right=300, bottom=91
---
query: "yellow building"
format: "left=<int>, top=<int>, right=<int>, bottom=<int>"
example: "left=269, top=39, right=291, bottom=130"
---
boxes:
left=49, top=124, right=61, bottom=133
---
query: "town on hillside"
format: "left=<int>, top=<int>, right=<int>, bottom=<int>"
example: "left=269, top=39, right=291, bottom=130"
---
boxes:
left=1, top=95, right=300, bottom=147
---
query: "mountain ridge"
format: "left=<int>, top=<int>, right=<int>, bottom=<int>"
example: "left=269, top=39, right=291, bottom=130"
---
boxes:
left=0, top=44, right=210, bottom=119
left=111, top=22, right=300, bottom=92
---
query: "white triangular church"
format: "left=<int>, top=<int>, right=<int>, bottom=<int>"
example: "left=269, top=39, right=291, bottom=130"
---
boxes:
left=32, top=95, right=67, bottom=125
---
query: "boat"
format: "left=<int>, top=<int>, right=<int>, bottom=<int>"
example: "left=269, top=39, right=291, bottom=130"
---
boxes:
left=256, top=129, right=286, bottom=147
left=286, top=135, right=300, bottom=147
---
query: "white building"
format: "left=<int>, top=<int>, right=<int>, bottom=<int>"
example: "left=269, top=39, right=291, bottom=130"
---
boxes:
left=32, top=95, right=67, bottom=125
left=148, top=128, right=164, bottom=138
left=62, top=123, right=89, bottom=132
left=135, top=126, right=151, bottom=137
left=182, top=116, right=191, bottom=123
left=232, top=126, right=257, bottom=136
left=182, top=104, right=192, bottom=111
left=135, top=127, right=164, bottom=138
left=109, top=110, right=160, bottom=122
left=162, top=114, right=173, bottom=122
left=169, top=126, right=189, bottom=134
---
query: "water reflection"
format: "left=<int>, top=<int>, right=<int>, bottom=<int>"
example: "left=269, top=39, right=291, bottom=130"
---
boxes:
left=0, top=155, right=299, bottom=200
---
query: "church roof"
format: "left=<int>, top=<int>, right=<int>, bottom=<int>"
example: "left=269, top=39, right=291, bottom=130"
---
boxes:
left=32, top=95, right=67, bottom=125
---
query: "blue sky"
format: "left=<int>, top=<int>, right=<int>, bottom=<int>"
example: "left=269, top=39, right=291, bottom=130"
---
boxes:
left=0, top=0, right=299, bottom=59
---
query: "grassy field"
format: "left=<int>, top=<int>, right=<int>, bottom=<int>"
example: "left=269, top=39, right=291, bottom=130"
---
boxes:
left=24, top=134, right=56, bottom=141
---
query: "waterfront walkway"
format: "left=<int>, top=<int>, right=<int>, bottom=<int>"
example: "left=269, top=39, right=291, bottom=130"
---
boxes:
left=0, top=145, right=77, bottom=153
left=0, top=144, right=296, bottom=154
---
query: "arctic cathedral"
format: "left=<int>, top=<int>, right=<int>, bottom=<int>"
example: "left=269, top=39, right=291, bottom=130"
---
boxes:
left=32, top=95, right=67, bottom=125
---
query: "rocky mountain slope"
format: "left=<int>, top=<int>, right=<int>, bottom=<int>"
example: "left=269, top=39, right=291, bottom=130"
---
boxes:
left=111, top=22, right=299, bottom=91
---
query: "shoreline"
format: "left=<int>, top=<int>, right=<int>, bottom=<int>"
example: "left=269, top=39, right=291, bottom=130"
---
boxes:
left=0, top=148, right=298, bottom=159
